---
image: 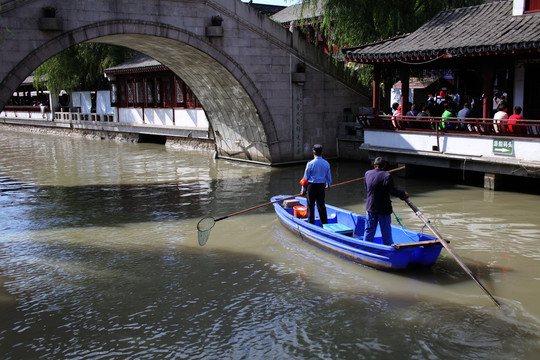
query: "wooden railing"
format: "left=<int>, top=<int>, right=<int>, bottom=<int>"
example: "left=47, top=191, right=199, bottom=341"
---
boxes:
left=3, top=105, right=50, bottom=113
left=355, top=114, right=540, bottom=137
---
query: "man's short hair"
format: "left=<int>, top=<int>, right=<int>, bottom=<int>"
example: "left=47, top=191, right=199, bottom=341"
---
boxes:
left=313, top=144, right=323, bottom=155
left=374, top=157, right=387, bottom=167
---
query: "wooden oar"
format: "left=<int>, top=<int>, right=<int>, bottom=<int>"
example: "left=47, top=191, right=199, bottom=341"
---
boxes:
left=197, top=165, right=406, bottom=246
left=404, top=198, right=503, bottom=310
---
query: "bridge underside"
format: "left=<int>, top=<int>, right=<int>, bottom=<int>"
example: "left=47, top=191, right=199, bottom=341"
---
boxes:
left=93, top=34, right=272, bottom=163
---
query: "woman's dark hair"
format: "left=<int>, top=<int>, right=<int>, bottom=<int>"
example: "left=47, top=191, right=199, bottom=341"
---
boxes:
left=497, top=100, right=508, bottom=111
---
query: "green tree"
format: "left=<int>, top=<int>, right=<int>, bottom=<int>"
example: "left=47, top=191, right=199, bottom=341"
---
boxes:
left=33, top=43, right=135, bottom=93
left=298, top=0, right=484, bottom=93
left=301, top=0, right=484, bottom=47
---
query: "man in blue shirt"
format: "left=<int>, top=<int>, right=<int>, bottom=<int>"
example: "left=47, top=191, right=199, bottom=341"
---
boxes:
left=364, top=157, right=408, bottom=245
left=300, top=144, right=332, bottom=225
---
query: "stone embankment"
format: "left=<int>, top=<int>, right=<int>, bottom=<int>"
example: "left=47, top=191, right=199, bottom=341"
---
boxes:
left=0, top=123, right=215, bottom=151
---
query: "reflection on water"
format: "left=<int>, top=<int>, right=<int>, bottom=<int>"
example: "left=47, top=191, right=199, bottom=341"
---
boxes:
left=0, top=129, right=539, bottom=359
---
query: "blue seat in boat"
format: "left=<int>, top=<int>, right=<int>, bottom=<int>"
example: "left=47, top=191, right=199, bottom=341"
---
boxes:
left=323, top=223, right=354, bottom=236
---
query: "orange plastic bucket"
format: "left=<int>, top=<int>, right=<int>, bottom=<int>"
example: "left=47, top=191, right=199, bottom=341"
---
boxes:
left=293, top=205, right=307, bottom=218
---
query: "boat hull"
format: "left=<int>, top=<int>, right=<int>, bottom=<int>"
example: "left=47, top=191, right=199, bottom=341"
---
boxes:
left=272, top=196, right=443, bottom=271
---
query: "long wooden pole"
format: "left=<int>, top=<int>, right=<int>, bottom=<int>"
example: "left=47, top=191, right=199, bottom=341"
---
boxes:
left=208, top=165, right=407, bottom=224
left=214, top=193, right=301, bottom=222
left=215, top=166, right=406, bottom=222
left=198, top=166, right=407, bottom=246
left=404, top=199, right=503, bottom=310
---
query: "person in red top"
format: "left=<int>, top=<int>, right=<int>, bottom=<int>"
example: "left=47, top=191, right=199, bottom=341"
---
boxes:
left=508, top=106, right=524, bottom=134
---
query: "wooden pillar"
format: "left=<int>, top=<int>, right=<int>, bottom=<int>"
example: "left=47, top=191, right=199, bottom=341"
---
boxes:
left=400, top=67, right=409, bottom=112
left=482, top=65, right=494, bottom=119
left=372, top=65, right=381, bottom=115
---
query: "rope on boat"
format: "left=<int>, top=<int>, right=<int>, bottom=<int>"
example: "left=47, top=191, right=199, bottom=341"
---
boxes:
left=393, top=210, right=419, bottom=241
left=392, top=210, right=405, bottom=228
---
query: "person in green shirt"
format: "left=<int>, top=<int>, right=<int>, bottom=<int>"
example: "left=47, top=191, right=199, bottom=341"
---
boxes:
left=440, top=103, right=454, bottom=130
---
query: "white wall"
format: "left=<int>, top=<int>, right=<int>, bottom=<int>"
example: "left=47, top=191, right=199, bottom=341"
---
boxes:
left=145, top=108, right=174, bottom=126
left=513, top=0, right=526, bottom=15
left=173, top=109, right=209, bottom=128
left=364, top=130, right=540, bottom=162
left=1, top=109, right=51, bottom=120
left=118, top=107, right=208, bottom=130
left=390, top=88, right=413, bottom=107
left=119, top=108, right=144, bottom=124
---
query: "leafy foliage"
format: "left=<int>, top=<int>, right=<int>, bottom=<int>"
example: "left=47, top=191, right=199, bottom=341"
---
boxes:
left=296, top=0, right=483, bottom=91
left=301, top=0, right=484, bottom=47
left=33, top=43, right=135, bottom=93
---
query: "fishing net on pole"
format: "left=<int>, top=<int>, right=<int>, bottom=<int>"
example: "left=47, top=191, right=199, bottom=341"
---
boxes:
left=197, top=216, right=216, bottom=246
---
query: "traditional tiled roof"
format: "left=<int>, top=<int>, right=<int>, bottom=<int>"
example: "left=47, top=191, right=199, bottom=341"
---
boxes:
left=104, top=53, right=167, bottom=75
left=248, top=3, right=286, bottom=16
left=344, top=1, right=540, bottom=63
left=270, top=2, right=323, bottom=24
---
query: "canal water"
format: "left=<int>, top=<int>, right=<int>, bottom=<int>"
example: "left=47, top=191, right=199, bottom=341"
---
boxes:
left=0, top=129, right=539, bottom=359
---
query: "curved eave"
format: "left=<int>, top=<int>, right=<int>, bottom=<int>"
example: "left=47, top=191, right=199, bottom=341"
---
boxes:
left=344, top=42, right=540, bottom=64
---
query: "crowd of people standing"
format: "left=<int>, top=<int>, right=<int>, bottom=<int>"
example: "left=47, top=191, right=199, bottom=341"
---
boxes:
left=385, top=88, right=535, bottom=135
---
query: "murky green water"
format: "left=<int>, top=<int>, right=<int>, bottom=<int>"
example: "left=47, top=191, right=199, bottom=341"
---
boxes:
left=0, top=129, right=539, bottom=359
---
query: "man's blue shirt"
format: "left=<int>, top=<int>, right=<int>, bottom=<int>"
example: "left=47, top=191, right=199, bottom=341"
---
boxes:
left=301, top=156, right=331, bottom=191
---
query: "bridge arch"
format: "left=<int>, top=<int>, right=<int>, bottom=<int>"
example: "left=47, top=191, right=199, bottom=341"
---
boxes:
left=1, top=0, right=367, bottom=164
left=4, top=20, right=276, bottom=163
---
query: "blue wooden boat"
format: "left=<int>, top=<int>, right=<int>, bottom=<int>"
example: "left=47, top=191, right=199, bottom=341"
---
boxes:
left=271, top=195, right=444, bottom=270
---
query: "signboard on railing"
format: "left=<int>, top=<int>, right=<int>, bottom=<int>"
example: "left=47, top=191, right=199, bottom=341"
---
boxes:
left=493, top=139, right=514, bottom=155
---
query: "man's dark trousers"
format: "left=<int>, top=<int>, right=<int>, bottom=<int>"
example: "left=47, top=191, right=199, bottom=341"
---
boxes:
left=306, top=183, right=328, bottom=225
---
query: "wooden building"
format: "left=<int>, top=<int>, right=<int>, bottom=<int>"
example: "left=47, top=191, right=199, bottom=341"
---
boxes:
left=343, top=0, right=540, bottom=120
left=104, top=53, right=208, bottom=129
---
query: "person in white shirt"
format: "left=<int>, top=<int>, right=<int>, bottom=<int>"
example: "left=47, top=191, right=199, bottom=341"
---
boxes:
left=493, top=101, right=509, bottom=133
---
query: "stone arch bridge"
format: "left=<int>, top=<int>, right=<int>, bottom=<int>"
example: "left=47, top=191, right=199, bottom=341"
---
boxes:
left=0, top=0, right=368, bottom=164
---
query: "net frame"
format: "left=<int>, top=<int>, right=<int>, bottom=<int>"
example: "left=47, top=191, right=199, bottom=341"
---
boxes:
left=197, top=216, right=216, bottom=246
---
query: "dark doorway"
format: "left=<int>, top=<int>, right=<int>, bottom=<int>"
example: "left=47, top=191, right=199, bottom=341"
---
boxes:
left=138, top=134, right=167, bottom=144
left=524, top=63, right=540, bottom=120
